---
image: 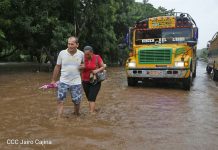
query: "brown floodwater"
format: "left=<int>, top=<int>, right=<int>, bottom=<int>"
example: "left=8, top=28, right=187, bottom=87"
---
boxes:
left=0, top=61, right=218, bottom=150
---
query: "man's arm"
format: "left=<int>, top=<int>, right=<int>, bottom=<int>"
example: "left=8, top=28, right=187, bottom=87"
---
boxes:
left=51, top=64, right=61, bottom=83
left=79, top=52, right=85, bottom=70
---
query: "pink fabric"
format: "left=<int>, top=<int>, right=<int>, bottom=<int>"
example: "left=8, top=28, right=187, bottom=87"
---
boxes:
left=39, top=82, right=58, bottom=89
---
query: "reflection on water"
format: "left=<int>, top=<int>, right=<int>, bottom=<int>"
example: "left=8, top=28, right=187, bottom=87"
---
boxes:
left=0, top=61, right=218, bottom=150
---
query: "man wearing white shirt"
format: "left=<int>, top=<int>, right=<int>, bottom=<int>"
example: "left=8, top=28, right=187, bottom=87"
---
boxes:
left=51, top=36, right=84, bottom=118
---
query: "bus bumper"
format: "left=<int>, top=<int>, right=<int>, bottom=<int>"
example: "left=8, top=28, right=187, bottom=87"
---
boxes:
left=126, top=68, right=189, bottom=78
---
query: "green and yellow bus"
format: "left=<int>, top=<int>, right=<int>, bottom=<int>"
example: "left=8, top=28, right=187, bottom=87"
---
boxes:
left=125, top=12, right=198, bottom=90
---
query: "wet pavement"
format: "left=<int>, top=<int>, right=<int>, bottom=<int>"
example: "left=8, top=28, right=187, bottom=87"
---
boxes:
left=0, top=61, right=218, bottom=150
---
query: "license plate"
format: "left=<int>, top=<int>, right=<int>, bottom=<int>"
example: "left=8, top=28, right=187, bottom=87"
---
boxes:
left=147, top=71, right=162, bottom=76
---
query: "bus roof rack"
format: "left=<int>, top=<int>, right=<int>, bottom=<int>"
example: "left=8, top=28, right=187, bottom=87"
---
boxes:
left=135, top=12, right=197, bottom=28
left=173, top=12, right=197, bottom=27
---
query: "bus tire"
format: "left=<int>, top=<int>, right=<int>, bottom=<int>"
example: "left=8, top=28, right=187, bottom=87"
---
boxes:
left=183, top=76, right=191, bottom=91
left=183, top=65, right=192, bottom=91
left=193, top=65, right=197, bottom=78
left=127, top=77, right=137, bottom=86
left=206, top=66, right=212, bottom=74
left=212, top=68, right=218, bottom=81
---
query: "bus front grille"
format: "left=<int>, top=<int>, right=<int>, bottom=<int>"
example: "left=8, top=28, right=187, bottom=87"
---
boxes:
left=139, top=49, right=172, bottom=64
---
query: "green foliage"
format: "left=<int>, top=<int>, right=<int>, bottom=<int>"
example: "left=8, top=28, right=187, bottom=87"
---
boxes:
left=0, top=0, right=11, bottom=50
left=51, top=21, right=74, bottom=51
left=0, top=30, right=5, bottom=39
left=197, top=48, right=208, bottom=61
left=0, top=0, right=174, bottom=64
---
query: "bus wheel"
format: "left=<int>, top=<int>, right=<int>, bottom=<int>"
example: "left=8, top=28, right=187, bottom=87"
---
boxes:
left=212, top=68, right=218, bottom=81
left=206, top=66, right=212, bottom=74
left=193, top=65, right=197, bottom=78
left=183, top=76, right=191, bottom=91
left=127, top=77, right=137, bottom=86
left=183, top=69, right=192, bottom=91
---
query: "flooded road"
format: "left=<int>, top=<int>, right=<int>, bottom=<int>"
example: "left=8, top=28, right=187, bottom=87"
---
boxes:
left=0, top=61, right=218, bottom=150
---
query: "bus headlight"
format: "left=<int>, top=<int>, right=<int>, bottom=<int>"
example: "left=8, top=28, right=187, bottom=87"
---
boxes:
left=175, top=61, right=184, bottom=67
left=128, top=62, right=136, bottom=68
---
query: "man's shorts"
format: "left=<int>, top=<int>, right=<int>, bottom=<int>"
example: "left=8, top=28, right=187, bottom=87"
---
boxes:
left=57, top=82, right=82, bottom=104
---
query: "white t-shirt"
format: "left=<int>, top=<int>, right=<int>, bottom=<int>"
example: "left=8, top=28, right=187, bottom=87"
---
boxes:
left=57, top=49, right=84, bottom=85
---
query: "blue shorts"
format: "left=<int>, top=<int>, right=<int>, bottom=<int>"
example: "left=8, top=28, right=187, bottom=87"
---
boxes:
left=57, top=82, right=82, bottom=104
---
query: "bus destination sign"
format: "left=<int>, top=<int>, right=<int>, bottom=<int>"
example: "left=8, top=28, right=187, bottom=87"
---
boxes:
left=149, top=16, right=176, bottom=29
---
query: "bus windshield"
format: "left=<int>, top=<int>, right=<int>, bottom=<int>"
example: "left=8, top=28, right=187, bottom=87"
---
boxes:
left=135, top=28, right=192, bottom=45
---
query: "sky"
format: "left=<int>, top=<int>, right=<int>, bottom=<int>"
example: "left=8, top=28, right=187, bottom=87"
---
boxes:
left=135, top=0, right=218, bottom=49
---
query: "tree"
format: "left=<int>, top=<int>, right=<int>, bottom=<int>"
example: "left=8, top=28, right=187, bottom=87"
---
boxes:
left=0, top=0, right=173, bottom=65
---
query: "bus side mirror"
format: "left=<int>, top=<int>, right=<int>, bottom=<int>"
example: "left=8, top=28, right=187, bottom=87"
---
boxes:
left=118, top=43, right=126, bottom=49
left=117, top=33, right=129, bottom=49
left=193, top=27, right=198, bottom=41
left=125, top=33, right=130, bottom=46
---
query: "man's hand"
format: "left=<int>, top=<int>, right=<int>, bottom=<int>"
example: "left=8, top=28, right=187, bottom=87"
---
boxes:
left=79, top=64, right=85, bottom=70
left=51, top=80, right=56, bottom=84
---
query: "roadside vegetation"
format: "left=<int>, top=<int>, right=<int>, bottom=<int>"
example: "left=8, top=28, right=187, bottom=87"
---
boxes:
left=0, top=0, right=173, bottom=66
left=197, top=48, right=208, bottom=61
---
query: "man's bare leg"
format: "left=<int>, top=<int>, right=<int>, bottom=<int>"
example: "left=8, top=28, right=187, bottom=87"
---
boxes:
left=74, top=103, right=80, bottom=116
left=57, top=101, right=64, bottom=118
